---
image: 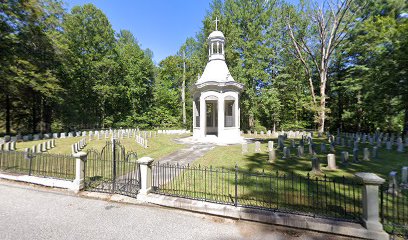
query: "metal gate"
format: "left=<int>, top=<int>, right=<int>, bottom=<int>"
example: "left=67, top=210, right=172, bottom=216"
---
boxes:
left=84, top=140, right=140, bottom=197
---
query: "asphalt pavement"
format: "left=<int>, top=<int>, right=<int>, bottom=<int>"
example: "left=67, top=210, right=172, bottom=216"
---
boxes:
left=0, top=179, right=354, bottom=240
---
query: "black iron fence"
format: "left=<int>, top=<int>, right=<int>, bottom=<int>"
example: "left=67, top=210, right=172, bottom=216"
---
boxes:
left=381, top=184, right=408, bottom=238
left=151, top=162, right=363, bottom=222
left=0, top=150, right=76, bottom=180
left=84, top=141, right=140, bottom=197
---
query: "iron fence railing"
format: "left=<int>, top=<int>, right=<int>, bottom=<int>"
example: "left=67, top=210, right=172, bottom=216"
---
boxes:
left=381, top=183, right=408, bottom=238
left=84, top=141, right=140, bottom=197
left=0, top=150, right=76, bottom=180
left=151, top=162, right=363, bottom=222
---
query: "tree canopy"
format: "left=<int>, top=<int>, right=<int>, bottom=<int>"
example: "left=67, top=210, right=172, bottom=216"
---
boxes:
left=1, top=0, right=407, bottom=135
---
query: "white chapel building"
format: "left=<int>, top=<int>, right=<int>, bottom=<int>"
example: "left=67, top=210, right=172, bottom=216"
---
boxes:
left=192, top=21, right=244, bottom=144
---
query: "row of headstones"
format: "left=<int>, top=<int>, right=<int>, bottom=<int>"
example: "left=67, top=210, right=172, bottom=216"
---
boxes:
left=243, top=130, right=312, bottom=139
left=333, top=130, right=408, bottom=148
left=158, top=129, right=190, bottom=134
left=1, top=128, right=156, bottom=143
left=26, top=139, right=56, bottom=153
left=388, top=167, right=408, bottom=195
left=71, top=138, right=87, bottom=154
left=332, top=134, right=406, bottom=154
left=0, top=141, right=17, bottom=151
left=135, top=134, right=148, bottom=148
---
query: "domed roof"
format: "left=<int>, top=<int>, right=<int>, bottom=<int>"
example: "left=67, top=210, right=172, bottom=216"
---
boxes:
left=208, top=30, right=225, bottom=39
left=196, top=59, right=234, bottom=84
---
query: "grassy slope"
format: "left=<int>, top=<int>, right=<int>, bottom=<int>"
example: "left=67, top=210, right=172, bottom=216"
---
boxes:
left=194, top=135, right=408, bottom=180
left=15, top=134, right=190, bottom=159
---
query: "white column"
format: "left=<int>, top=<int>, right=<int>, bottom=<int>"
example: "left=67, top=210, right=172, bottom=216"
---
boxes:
left=235, top=95, right=240, bottom=129
left=211, top=43, right=214, bottom=54
left=200, top=97, right=206, bottom=137
left=221, top=43, right=224, bottom=55
left=218, top=96, right=224, bottom=139
left=217, top=41, right=219, bottom=54
left=193, top=101, right=196, bottom=128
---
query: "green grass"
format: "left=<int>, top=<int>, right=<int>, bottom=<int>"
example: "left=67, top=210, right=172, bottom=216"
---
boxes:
left=194, top=137, right=408, bottom=180
left=15, top=134, right=190, bottom=160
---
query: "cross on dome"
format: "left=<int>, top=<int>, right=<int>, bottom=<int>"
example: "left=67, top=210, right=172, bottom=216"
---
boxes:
left=214, top=17, right=219, bottom=31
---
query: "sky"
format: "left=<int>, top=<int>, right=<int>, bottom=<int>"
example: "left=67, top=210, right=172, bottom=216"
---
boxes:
left=66, top=0, right=212, bottom=64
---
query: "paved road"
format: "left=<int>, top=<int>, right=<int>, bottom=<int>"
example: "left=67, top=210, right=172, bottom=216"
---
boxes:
left=0, top=180, right=353, bottom=240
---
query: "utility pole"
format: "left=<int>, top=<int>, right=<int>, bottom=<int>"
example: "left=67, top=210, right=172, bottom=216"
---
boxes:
left=182, top=50, right=186, bottom=126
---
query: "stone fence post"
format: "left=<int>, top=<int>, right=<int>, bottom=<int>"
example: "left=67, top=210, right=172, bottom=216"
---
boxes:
left=137, top=157, right=154, bottom=195
left=355, top=172, right=389, bottom=240
left=71, top=152, right=87, bottom=193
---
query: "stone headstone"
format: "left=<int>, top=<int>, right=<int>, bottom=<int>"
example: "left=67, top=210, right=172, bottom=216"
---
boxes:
left=33, top=134, right=40, bottom=141
left=320, top=143, right=327, bottom=153
left=353, top=141, right=359, bottom=151
left=308, top=144, right=314, bottom=155
left=386, top=141, right=392, bottom=151
left=363, top=148, right=370, bottom=161
left=242, top=143, right=248, bottom=154
left=372, top=146, right=378, bottom=159
left=341, top=151, right=349, bottom=165
left=327, top=154, right=337, bottom=170
left=10, top=141, right=16, bottom=151
left=352, top=149, right=359, bottom=163
left=37, top=143, right=43, bottom=152
left=388, top=171, right=399, bottom=195
left=71, top=144, right=76, bottom=154
left=297, top=145, right=304, bottom=157
left=268, top=149, right=276, bottom=163
left=23, top=135, right=29, bottom=141
left=311, top=155, right=322, bottom=174
left=51, top=139, right=55, bottom=148
left=402, top=166, right=408, bottom=184
left=267, top=141, right=274, bottom=152
left=32, top=145, right=37, bottom=153
left=282, top=147, right=290, bottom=159
left=397, top=142, right=404, bottom=153
left=255, top=141, right=261, bottom=153
left=52, top=133, right=59, bottom=138
left=68, top=132, right=74, bottom=138
left=60, top=132, right=66, bottom=138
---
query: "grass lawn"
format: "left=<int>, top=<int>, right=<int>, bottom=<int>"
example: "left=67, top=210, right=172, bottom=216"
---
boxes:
left=193, top=136, right=408, bottom=180
left=15, top=134, right=190, bottom=160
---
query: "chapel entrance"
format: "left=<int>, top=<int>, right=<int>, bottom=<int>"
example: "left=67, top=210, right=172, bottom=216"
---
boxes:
left=205, top=100, right=218, bottom=136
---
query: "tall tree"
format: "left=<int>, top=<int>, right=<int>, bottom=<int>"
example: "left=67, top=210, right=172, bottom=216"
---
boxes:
left=285, top=0, right=361, bottom=133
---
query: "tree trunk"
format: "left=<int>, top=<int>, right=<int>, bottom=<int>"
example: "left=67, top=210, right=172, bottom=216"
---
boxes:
left=32, top=94, right=38, bottom=133
left=403, top=102, right=408, bottom=135
left=318, top=71, right=327, bottom=133
left=5, top=93, right=11, bottom=135
left=182, top=52, right=186, bottom=127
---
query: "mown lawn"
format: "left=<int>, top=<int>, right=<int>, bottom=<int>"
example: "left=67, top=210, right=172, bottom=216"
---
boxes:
left=193, top=135, right=408, bottom=180
left=15, top=134, right=190, bottom=160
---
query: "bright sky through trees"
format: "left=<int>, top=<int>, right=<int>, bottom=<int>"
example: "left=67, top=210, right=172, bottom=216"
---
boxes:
left=67, top=0, right=212, bottom=63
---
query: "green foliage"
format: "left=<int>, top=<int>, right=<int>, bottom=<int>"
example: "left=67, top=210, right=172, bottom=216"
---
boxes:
left=1, top=0, right=406, bottom=135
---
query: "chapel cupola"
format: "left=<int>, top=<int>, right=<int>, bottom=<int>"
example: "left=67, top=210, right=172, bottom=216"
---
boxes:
left=208, top=18, right=225, bottom=61
left=191, top=17, right=244, bottom=144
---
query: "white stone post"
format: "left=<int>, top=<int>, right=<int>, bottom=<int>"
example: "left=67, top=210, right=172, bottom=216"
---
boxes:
left=137, top=157, right=154, bottom=195
left=71, top=152, right=87, bottom=193
left=355, top=172, right=388, bottom=239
